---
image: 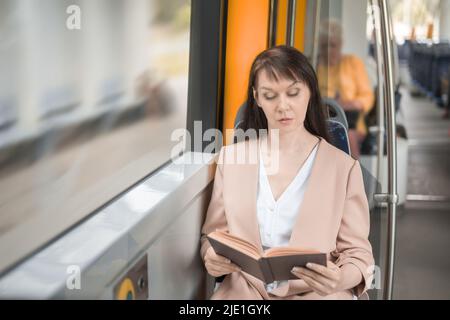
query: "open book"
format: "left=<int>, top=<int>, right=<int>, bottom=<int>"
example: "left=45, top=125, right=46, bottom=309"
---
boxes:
left=207, top=230, right=327, bottom=284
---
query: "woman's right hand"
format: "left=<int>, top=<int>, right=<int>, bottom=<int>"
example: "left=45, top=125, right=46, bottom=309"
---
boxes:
left=204, top=247, right=241, bottom=277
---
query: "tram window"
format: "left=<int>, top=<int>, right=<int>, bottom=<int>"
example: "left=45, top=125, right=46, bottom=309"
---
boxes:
left=0, top=0, right=191, bottom=272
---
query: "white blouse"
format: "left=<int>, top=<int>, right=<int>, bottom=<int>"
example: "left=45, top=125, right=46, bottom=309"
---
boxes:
left=257, top=143, right=319, bottom=292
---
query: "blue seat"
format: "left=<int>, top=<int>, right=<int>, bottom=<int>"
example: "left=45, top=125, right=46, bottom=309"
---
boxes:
left=327, top=119, right=350, bottom=155
left=233, top=102, right=351, bottom=155
left=323, top=98, right=349, bottom=130
left=409, top=41, right=450, bottom=103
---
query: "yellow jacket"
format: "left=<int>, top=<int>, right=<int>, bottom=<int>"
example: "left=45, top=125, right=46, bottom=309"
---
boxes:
left=318, top=55, right=375, bottom=135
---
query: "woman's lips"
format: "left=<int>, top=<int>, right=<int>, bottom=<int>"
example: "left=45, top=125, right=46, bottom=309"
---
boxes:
left=278, top=118, right=293, bottom=125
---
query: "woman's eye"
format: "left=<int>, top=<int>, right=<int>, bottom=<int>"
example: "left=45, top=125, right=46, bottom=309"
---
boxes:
left=264, top=94, right=277, bottom=100
left=287, top=90, right=300, bottom=97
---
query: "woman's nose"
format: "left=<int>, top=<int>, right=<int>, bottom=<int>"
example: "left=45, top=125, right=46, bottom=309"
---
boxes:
left=277, top=95, right=290, bottom=112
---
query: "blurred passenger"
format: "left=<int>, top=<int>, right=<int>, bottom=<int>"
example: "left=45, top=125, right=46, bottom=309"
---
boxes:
left=317, top=19, right=375, bottom=159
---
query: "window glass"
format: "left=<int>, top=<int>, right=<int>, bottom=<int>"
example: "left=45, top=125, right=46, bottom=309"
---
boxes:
left=0, top=0, right=191, bottom=272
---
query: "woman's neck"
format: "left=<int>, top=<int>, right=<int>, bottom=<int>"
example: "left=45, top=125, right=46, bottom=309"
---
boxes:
left=266, top=125, right=317, bottom=154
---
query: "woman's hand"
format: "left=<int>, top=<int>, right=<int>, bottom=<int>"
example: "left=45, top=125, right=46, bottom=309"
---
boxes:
left=204, top=247, right=241, bottom=277
left=291, top=261, right=343, bottom=296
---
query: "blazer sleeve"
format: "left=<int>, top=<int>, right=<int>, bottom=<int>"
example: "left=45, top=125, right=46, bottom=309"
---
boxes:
left=200, top=147, right=229, bottom=262
left=334, top=160, right=375, bottom=298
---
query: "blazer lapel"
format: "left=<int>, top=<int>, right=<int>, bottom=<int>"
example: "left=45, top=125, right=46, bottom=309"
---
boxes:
left=288, top=138, right=329, bottom=247
left=223, top=139, right=270, bottom=298
left=224, top=138, right=263, bottom=253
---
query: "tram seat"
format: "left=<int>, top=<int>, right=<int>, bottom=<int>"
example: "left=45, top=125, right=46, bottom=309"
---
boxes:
left=323, top=99, right=350, bottom=155
left=323, top=98, right=349, bottom=130
left=327, top=120, right=350, bottom=155
left=233, top=101, right=351, bottom=155
left=409, top=41, right=450, bottom=103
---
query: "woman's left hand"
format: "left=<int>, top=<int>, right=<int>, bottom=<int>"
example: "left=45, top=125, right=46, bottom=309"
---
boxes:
left=291, top=261, right=342, bottom=296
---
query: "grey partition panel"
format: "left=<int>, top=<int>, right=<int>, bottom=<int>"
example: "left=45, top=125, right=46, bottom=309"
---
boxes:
left=145, top=189, right=212, bottom=299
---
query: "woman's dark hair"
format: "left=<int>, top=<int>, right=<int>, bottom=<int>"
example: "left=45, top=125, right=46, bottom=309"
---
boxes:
left=238, top=45, right=330, bottom=143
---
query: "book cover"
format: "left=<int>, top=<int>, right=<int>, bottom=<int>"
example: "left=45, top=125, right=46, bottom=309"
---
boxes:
left=207, top=231, right=327, bottom=284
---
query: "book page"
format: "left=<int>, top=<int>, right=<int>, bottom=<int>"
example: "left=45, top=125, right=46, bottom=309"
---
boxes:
left=264, top=246, right=321, bottom=258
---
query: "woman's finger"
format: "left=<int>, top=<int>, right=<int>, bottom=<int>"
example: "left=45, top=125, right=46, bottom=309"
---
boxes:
left=293, top=267, right=331, bottom=286
left=305, top=263, right=339, bottom=281
left=206, top=249, right=231, bottom=264
left=293, top=267, right=337, bottom=291
left=207, top=259, right=240, bottom=271
left=212, top=254, right=231, bottom=264
left=205, top=262, right=229, bottom=276
left=207, top=258, right=234, bottom=268
left=206, top=264, right=228, bottom=274
left=206, top=265, right=237, bottom=277
left=298, top=273, right=329, bottom=296
left=206, top=261, right=240, bottom=274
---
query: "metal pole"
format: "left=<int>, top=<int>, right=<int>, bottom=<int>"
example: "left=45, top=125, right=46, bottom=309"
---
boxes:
left=311, top=0, right=322, bottom=69
left=369, top=0, right=385, bottom=188
left=286, top=0, right=297, bottom=46
left=377, top=0, right=398, bottom=300
left=268, top=0, right=278, bottom=47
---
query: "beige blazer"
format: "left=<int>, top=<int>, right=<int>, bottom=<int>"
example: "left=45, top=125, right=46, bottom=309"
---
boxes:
left=200, top=137, right=374, bottom=300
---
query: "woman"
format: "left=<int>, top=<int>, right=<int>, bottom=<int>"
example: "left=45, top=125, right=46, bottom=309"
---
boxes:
left=200, top=45, right=374, bottom=300
left=317, top=19, right=375, bottom=159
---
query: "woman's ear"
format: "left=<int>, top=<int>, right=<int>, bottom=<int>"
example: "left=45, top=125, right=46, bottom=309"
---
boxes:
left=253, top=88, right=260, bottom=107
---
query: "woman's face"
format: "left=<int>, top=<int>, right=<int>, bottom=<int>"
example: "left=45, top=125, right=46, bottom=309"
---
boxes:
left=254, top=69, right=310, bottom=133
